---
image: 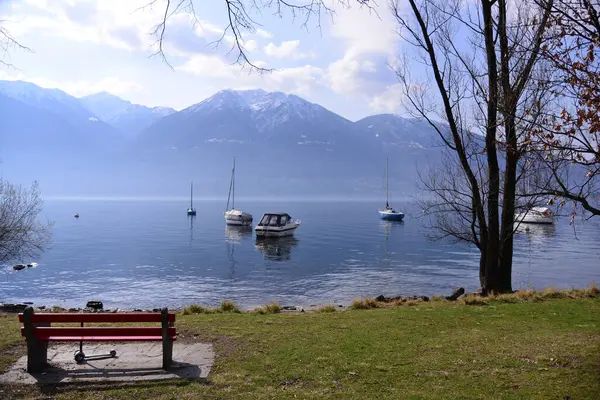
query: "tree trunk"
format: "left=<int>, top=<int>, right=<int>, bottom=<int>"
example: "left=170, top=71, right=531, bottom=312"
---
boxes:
left=481, top=0, right=502, bottom=293
left=496, top=0, right=516, bottom=293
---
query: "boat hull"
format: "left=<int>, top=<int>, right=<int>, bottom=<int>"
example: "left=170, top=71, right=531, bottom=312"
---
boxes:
left=514, top=213, right=553, bottom=224
left=226, top=219, right=252, bottom=226
left=379, top=210, right=404, bottom=221
left=255, top=224, right=299, bottom=237
left=225, top=209, right=253, bottom=226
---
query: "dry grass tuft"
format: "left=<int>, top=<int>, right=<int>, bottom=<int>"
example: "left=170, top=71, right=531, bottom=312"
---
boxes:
left=182, top=304, right=209, bottom=315
left=219, top=300, right=241, bottom=313
left=251, top=302, right=282, bottom=314
left=459, top=284, right=600, bottom=306
left=316, top=304, right=337, bottom=313
left=461, top=295, right=489, bottom=306
left=350, top=298, right=379, bottom=310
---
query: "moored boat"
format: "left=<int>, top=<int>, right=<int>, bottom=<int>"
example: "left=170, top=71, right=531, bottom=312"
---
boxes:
left=255, top=212, right=300, bottom=237
left=224, top=158, right=252, bottom=226
left=379, top=158, right=404, bottom=221
left=187, top=181, right=196, bottom=216
left=514, top=206, right=553, bottom=224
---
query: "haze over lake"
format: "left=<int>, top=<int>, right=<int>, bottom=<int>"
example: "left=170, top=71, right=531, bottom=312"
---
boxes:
left=2, top=198, right=599, bottom=310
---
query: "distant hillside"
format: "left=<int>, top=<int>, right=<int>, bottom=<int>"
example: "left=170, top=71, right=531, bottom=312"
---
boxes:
left=80, top=92, right=175, bottom=137
left=0, top=80, right=441, bottom=197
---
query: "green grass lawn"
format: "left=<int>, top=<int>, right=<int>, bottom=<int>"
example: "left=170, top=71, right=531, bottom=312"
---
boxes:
left=1, top=298, right=599, bottom=399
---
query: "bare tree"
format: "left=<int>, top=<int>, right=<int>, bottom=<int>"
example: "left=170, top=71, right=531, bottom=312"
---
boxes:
left=0, top=179, right=52, bottom=263
left=0, top=21, right=30, bottom=67
left=527, top=0, right=600, bottom=217
left=394, top=0, right=553, bottom=293
left=144, top=0, right=372, bottom=70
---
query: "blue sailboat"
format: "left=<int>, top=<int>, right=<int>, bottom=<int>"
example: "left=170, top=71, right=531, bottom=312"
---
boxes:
left=378, top=158, right=404, bottom=221
left=187, top=181, right=197, bottom=216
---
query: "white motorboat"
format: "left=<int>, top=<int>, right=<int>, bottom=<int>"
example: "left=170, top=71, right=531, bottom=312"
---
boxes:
left=514, top=206, right=554, bottom=224
left=255, top=212, right=301, bottom=237
left=224, top=158, right=252, bottom=226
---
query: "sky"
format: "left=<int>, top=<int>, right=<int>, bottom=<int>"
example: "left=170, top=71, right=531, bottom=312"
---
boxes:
left=0, top=0, right=409, bottom=121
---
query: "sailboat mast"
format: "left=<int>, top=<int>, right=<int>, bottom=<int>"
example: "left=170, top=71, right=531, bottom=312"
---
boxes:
left=226, top=159, right=234, bottom=212
left=232, top=157, right=236, bottom=210
left=386, top=158, right=389, bottom=207
left=190, top=181, right=193, bottom=208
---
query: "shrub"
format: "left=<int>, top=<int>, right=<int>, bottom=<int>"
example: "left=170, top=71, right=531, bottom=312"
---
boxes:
left=350, top=298, right=379, bottom=310
left=250, top=302, right=282, bottom=314
left=317, top=304, right=337, bottom=313
left=220, top=300, right=241, bottom=313
left=182, top=304, right=207, bottom=315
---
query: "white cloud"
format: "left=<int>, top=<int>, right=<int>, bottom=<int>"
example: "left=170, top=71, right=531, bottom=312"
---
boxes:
left=6, top=0, right=227, bottom=56
left=0, top=71, right=141, bottom=97
left=245, top=39, right=258, bottom=52
left=264, top=40, right=314, bottom=60
left=329, top=1, right=400, bottom=57
left=255, top=28, right=273, bottom=39
left=176, top=54, right=238, bottom=79
left=5, top=0, right=157, bottom=51
left=323, top=1, right=403, bottom=107
left=369, top=84, right=406, bottom=113
left=264, top=40, right=298, bottom=58
left=176, top=54, right=324, bottom=97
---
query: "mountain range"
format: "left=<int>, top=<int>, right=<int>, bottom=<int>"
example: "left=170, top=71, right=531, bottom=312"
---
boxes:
left=0, top=80, right=442, bottom=197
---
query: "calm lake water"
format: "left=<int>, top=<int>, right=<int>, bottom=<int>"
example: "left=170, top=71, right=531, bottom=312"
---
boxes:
left=1, top=199, right=599, bottom=309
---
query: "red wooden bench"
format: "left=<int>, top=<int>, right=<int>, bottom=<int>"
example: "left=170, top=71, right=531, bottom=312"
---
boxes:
left=18, top=306, right=176, bottom=373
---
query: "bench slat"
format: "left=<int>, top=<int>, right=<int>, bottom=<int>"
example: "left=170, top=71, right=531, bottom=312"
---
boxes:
left=21, top=327, right=176, bottom=338
left=18, top=312, right=175, bottom=324
left=36, top=336, right=176, bottom=342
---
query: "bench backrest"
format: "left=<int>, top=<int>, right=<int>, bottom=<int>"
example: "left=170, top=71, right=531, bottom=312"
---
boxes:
left=18, top=307, right=177, bottom=341
left=18, top=312, right=176, bottom=324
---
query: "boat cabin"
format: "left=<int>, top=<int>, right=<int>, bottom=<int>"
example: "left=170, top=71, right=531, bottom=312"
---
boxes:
left=530, top=207, right=552, bottom=217
left=226, top=209, right=253, bottom=222
left=257, top=213, right=293, bottom=227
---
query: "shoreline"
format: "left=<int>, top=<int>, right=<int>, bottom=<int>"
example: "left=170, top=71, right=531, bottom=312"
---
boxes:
left=2, top=284, right=597, bottom=314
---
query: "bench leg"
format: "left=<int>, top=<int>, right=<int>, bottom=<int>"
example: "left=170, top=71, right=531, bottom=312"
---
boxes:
left=23, top=307, right=49, bottom=373
left=162, top=339, right=173, bottom=369
left=27, top=339, right=48, bottom=373
left=161, top=308, right=174, bottom=369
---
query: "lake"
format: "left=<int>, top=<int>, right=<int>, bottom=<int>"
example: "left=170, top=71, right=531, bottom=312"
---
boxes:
left=1, top=198, right=599, bottom=309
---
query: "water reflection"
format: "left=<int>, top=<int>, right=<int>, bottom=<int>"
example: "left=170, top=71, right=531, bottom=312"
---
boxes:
left=225, top=225, right=253, bottom=279
left=380, top=221, right=403, bottom=266
left=255, top=237, right=299, bottom=261
left=188, top=215, right=196, bottom=244
left=514, top=223, right=557, bottom=241
left=225, top=225, right=253, bottom=243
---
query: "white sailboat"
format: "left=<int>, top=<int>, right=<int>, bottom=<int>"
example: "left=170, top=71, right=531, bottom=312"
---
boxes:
left=378, top=158, right=405, bottom=221
left=187, top=181, right=196, bottom=216
left=515, top=206, right=553, bottom=224
left=224, top=158, right=253, bottom=226
left=514, top=173, right=554, bottom=225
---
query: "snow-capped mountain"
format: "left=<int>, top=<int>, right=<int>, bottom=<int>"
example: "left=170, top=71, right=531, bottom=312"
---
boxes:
left=81, top=92, right=175, bottom=137
left=1, top=81, right=441, bottom=196
left=355, top=114, right=442, bottom=151
left=140, top=89, right=367, bottom=151
left=0, top=80, right=122, bottom=150
left=131, top=88, right=440, bottom=192
left=0, top=80, right=100, bottom=125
